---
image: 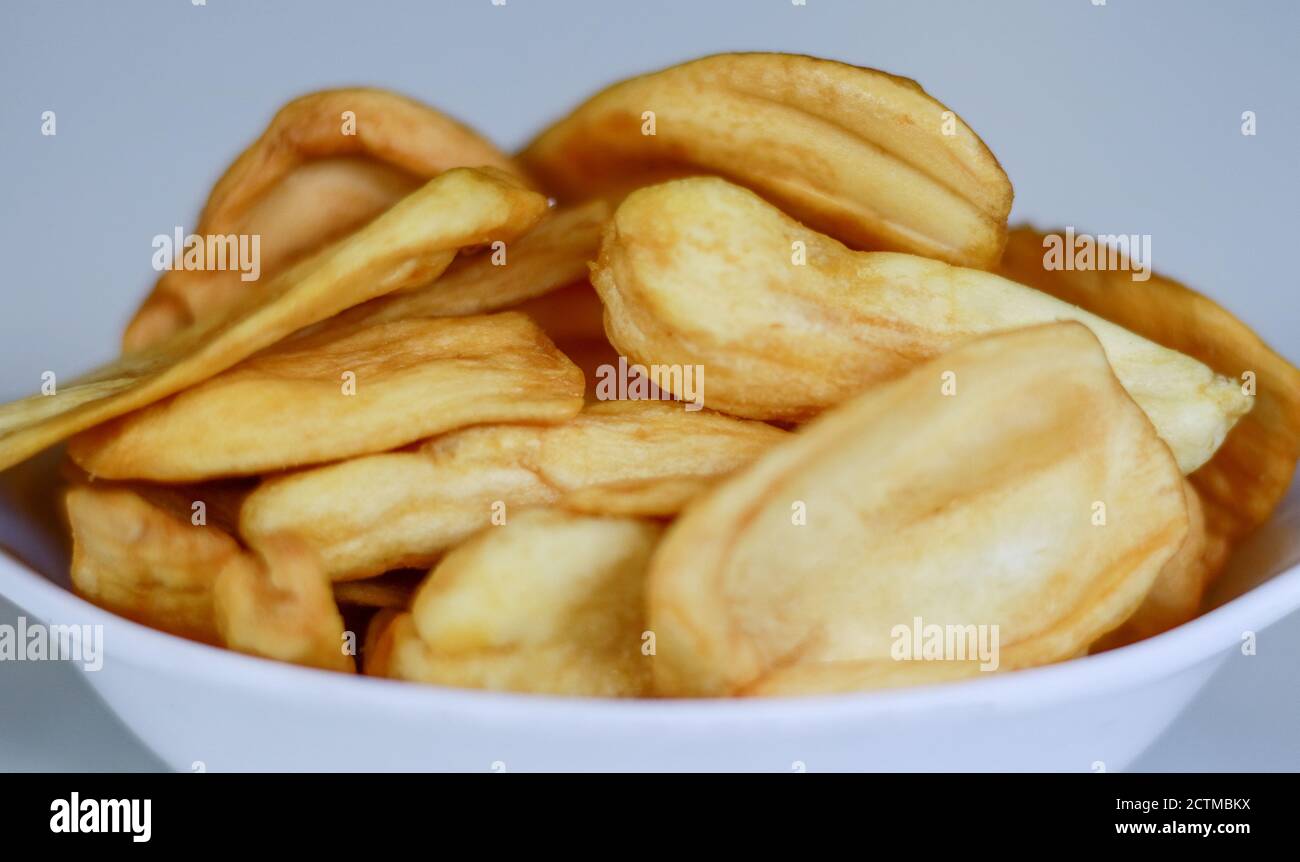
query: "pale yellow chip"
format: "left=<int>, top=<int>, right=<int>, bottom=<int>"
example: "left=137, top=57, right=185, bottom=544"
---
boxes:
left=592, top=177, right=1250, bottom=473
left=1091, top=480, right=1230, bottom=650
left=66, top=484, right=247, bottom=644
left=999, top=226, right=1300, bottom=546
left=374, top=509, right=660, bottom=696
left=125, top=88, right=526, bottom=350
left=521, top=52, right=1012, bottom=268
left=240, top=400, right=787, bottom=580
left=213, top=533, right=355, bottom=673
left=67, top=312, right=585, bottom=481
left=649, top=323, right=1189, bottom=697
left=0, top=168, right=547, bottom=475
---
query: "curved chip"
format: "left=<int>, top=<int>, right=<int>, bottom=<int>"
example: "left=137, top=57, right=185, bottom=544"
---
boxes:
left=521, top=52, right=1012, bottom=268
left=312, top=201, right=616, bottom=394
left=335, top=199, right=609, bottom=329
left=241, top=428, right=556, bottom=582
left=999, top=226, right=1300, bottom=544
left=420, top=400, right=788, bottom=517
left=67, top=313, right=585, bottom=481
left=240, top=400, right=787, bottom=580
left=1091, top=480, right=1230, bottom=650
left=373, top=510, right=660, bottom=696
left=125, top=88, right=525, bottom=349
left=592, top=177, right=1250, bottom=473
left=213, top=533, right=355, bottom=673
left=0, top=167, right=547, bottom=474
left=66, top=484, right=245, bottom=644
left=648, top=323, right=1189, bottom=697
left=362, top=608, right=402, bottom=677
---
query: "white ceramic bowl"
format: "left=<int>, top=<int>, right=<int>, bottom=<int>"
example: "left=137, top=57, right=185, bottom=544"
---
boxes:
left=2, top=453, right=1297, bottom=772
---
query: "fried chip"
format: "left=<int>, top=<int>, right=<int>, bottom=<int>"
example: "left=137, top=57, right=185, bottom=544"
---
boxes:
left=362, top=608, right=402, bottom=677
left=66, top=484, right=244, bottom=644
left=649, top=323, right=1189, bottom=697
left=213, top=533, right=355, bottom=673
left=1091, top=480, right=1231, bottom=650
left=125, top=88, right=525, bottom=349
left=311, top=200, right=616, bottom=394
left=67, top=313, right=585, bottom=480
left=0, top=168, right=547, bottom=474
left=999, top=226, right=1300, bottom=543
left=241, top=433, right=552, bottom=583
left=592, top=177, right=1250, bottom=473
left=334, top=199, right=609, bottom=329
left=373, top=510, right=660, bottom=696
left=241, top=400, right=787, bottom=580
left=489, top=400, right=787, bottom=516
left=521, top=52, right=1013, bottom=268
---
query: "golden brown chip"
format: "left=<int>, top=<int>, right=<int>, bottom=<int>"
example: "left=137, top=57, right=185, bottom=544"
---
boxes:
left=999, top=226, right=1300, bottom=544
left=521, top=52, right=1012, bottom=268
left=375, top=510, right=660, bottom=696
left=334, top=199, right=609, bottom=330
left=1091, top=480, right=1230, bottom=650
left=312, top=200, right=616, bottom=394
left=67, top=313, right=585, bottom=481
left=592, top=177, right=1250, bottom=473
left=0, top=168, right=547, bottom=475
left=213, top=533, right=355, bottom=673
left=240, top=400, right=787, bottom=580
left=125, top=88, right=526, bottom=350
left=362, top=608, right=402, bottom=677
left=66, top=484, right=244, bottom=644
left=649, top=323, right=1189, bottom=697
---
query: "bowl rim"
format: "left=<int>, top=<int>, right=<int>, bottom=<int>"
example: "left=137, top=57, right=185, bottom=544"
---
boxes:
left=3, top=545, right=1299, bottom=726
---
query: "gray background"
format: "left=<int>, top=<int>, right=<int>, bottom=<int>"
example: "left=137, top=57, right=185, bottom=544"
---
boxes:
left=1, top=0, right=1297, bottom=770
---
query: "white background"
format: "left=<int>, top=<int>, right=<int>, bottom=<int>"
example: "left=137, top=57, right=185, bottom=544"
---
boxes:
left=0, top=0, right=1297, bottom=770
